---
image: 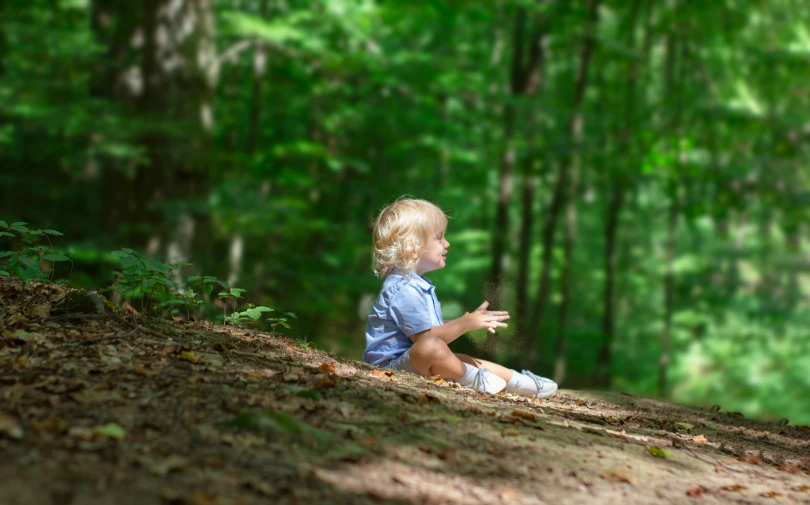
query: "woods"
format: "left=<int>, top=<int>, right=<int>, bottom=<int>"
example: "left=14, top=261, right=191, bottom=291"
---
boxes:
left=2, top=0, right=810, bottom=425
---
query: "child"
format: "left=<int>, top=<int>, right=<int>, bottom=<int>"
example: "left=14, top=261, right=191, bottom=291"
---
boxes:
left=363, top=198, right=558, bottom=398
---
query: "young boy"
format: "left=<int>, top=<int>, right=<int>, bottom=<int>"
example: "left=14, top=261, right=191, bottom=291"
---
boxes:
left=363, top=198, right=558, bottom=398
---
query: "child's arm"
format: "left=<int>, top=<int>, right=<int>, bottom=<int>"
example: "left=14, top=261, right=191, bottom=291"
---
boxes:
left=411, top=301, right=508, bottom=345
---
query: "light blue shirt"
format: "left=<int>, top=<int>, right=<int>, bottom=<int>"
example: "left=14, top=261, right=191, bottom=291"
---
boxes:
left=363, top=270, right=444, bottom=366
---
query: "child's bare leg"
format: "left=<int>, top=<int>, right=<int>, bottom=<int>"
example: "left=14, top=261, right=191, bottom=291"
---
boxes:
left=408, top=335, right=467, bottom=379
left=455, top=354, right=513, bottom=383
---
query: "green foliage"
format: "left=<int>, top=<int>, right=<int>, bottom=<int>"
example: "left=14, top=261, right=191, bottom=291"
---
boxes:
left=0, top=221, right=71, bottom=281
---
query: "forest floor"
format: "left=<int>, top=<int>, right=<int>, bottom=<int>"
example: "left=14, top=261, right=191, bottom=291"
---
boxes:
left=1, top=278, right=810, bottom=505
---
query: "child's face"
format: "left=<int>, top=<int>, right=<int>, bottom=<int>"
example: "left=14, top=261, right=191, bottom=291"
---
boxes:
left=416, top=227, right=450, bottom=275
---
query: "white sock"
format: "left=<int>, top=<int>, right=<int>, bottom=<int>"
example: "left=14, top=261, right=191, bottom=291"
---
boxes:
left=504, top=370, right=529, bottom=393
left=455, top=363, right=480, bottom=387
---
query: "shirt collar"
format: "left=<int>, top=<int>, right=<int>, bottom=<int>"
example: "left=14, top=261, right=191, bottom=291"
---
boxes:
left=391, top=269, right=434, bottom=293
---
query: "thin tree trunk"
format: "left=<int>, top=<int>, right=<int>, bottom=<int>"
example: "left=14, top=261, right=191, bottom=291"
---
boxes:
left=596, top=186, right=624, bottom=386
left=658, top=6, right=684, bottom=397
left=247, top=0, right=269, bottom=155
left=541, top=0, right=600, bottom=372
left=488, top=4, right=546, bottom=307
left=595, top=0, right=643, bottom=388
left=659, top=184, right=679, bottom=397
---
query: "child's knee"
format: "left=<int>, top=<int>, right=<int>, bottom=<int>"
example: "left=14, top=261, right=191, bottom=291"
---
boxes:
left=412, top=335, right=452, bottom=360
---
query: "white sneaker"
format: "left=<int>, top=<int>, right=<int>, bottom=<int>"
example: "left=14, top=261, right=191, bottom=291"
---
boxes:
left=519, top=370, right=558, bottom=399
left=469, top=367, right=507, bottom=394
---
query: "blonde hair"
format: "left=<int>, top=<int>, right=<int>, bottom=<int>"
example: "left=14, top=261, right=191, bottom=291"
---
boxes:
left=372, top=198, right=448, bottom=278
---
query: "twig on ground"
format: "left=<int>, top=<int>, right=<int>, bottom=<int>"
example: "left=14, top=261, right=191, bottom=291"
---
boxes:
left=684, top=446, right=779, bottom=480
left=72, top=322, right=140, bottom=346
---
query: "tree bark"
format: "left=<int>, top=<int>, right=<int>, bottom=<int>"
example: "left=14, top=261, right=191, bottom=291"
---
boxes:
left=247, top=0, right=270, bottom=155
left=488, top=3, right=546, bottom=307
left=595, top=0, right=643, bottom=388
left=536, top=0, right=600, bottom=370
left=659, top=183, right=679, bottom=397
left=595, top=186, right=624, bottom=386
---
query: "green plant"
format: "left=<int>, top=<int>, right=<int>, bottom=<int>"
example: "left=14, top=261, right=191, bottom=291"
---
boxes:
left=0, top=220, right=70, bottom=281
left=108, top=248, right=192, bottom=316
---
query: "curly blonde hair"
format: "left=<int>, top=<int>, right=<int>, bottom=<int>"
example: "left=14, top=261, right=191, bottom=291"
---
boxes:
left=372, top=198, right=448, bottom=278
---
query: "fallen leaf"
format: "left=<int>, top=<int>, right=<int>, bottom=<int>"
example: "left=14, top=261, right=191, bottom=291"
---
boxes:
left=371, top=370, right=387, bottom=378
left=94, top=423, right=126, bottom=440
left=502, top=427, right=519, bottom=437
left=719, top=484, right=747, bottom=492
left=122, top=302, right=139, bottom=315
left=148, top=455, right=189, bottom=476
left=686, top=487, right=705, bottom=497
left=600, top=469, right=635, bottom=486
left=675, top=422, right=695, bottom=431
left=760, top=491, right=782, bottom=498
left=358, top=434, right=378, bottom=447
left=703, top=423, right=718, bottom=430
left=791, top=485, right=810, bottom=492
left=181, top=351, right=202, bottom=364
left=319, top=362, right=335, bottom=373
left=737, top=454, right=762, bottom=465
left=133, top=362, right=158, bottom=377
left=0, top=413, right=23, bottom=440
left=499, top=489, right=517, bottom=502
left=691, top=434, right=709, bottom=444
left=315, top=378, right=336, bottom=388
left=430, top=375, right=445, bottom=385
left=777, top=464, right=801, bottom=474
left=30, top=304, right=51, bottom=319
left=187, top=375, right=207, bottom=384
left=511, top=409, right=536, bottom=422
left=648, top=446, right=671, bottom=458
left=171, top=316, right=184, bottom=323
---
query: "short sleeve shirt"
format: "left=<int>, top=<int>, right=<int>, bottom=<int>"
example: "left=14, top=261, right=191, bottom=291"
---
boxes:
left=363, top=270, right=444, bottom=366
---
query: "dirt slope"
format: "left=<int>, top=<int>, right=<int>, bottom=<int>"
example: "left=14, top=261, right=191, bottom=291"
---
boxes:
left=1, top=278, right=809, bottom=505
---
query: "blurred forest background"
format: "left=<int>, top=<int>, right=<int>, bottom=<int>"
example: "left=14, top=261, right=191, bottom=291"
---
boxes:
left=2, top=0, right=810, bottom=424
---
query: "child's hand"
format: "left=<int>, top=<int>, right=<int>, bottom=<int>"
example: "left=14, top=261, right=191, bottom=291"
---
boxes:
left=464, top=301, right=509, bottom=334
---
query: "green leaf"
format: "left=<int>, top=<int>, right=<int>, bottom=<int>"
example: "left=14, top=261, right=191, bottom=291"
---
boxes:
left=218, top=280, right=230, bottom=290
left=0, top=220, right=7, bottom=228
left=703, top=423, right=718, bottom=430
left=186, top=275, right=201, bottom=283
left=0, top=270, right=9, bottom=276
left=648, top=446, right=671, bottom=458
left=230, top=288, right=246, bottom=297
left=110, top=250, right=129, bottom=258
left=245, top=307, right=273, bottom=319
left=203, top=276, right=217, bottom=283
left=674, top=422, right=695, bottom=432
left=285, top=312, right=298, bottom=319
left=27, top=229, right=44, bottom=236
left=120, top=256, right=138, bottom=268
left=0, top=231, right=13, bottom=238
left=44, top=229, right=64, bottom=236
left=297, top=390, right=321, bottom=400
left=42, top=253, right=70, bottom=262
left=93, top=423, right=126, bottom=440
left=10, top=223, right=29, bottom=233
left=10, top=222, right=27, bottom=227
left=0, top=251, right=14, bottom=257
left=121, top=248, right=134, bottom=254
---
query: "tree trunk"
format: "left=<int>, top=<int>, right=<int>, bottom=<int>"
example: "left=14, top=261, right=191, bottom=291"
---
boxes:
left=595, top=0, right=642, bottom=388
left=101, top=0, right=217, bottom=260
left=659, top=184, right=679, bottom=397
left=488, top=3, right=546, bottom=307
left=540, top=0, right=600, bottom=372
left=595, top=186, right=624, bottom=387
left=247, top=0, right=269, bottom=155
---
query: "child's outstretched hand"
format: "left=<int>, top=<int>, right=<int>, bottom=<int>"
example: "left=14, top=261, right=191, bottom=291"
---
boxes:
left=464, top=301, right=509, bottom=334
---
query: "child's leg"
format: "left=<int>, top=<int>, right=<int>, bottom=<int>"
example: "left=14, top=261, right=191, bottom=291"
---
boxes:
left=455, top=354, right=513, bottom=383
left=408, top=335, right=467, bottom=379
